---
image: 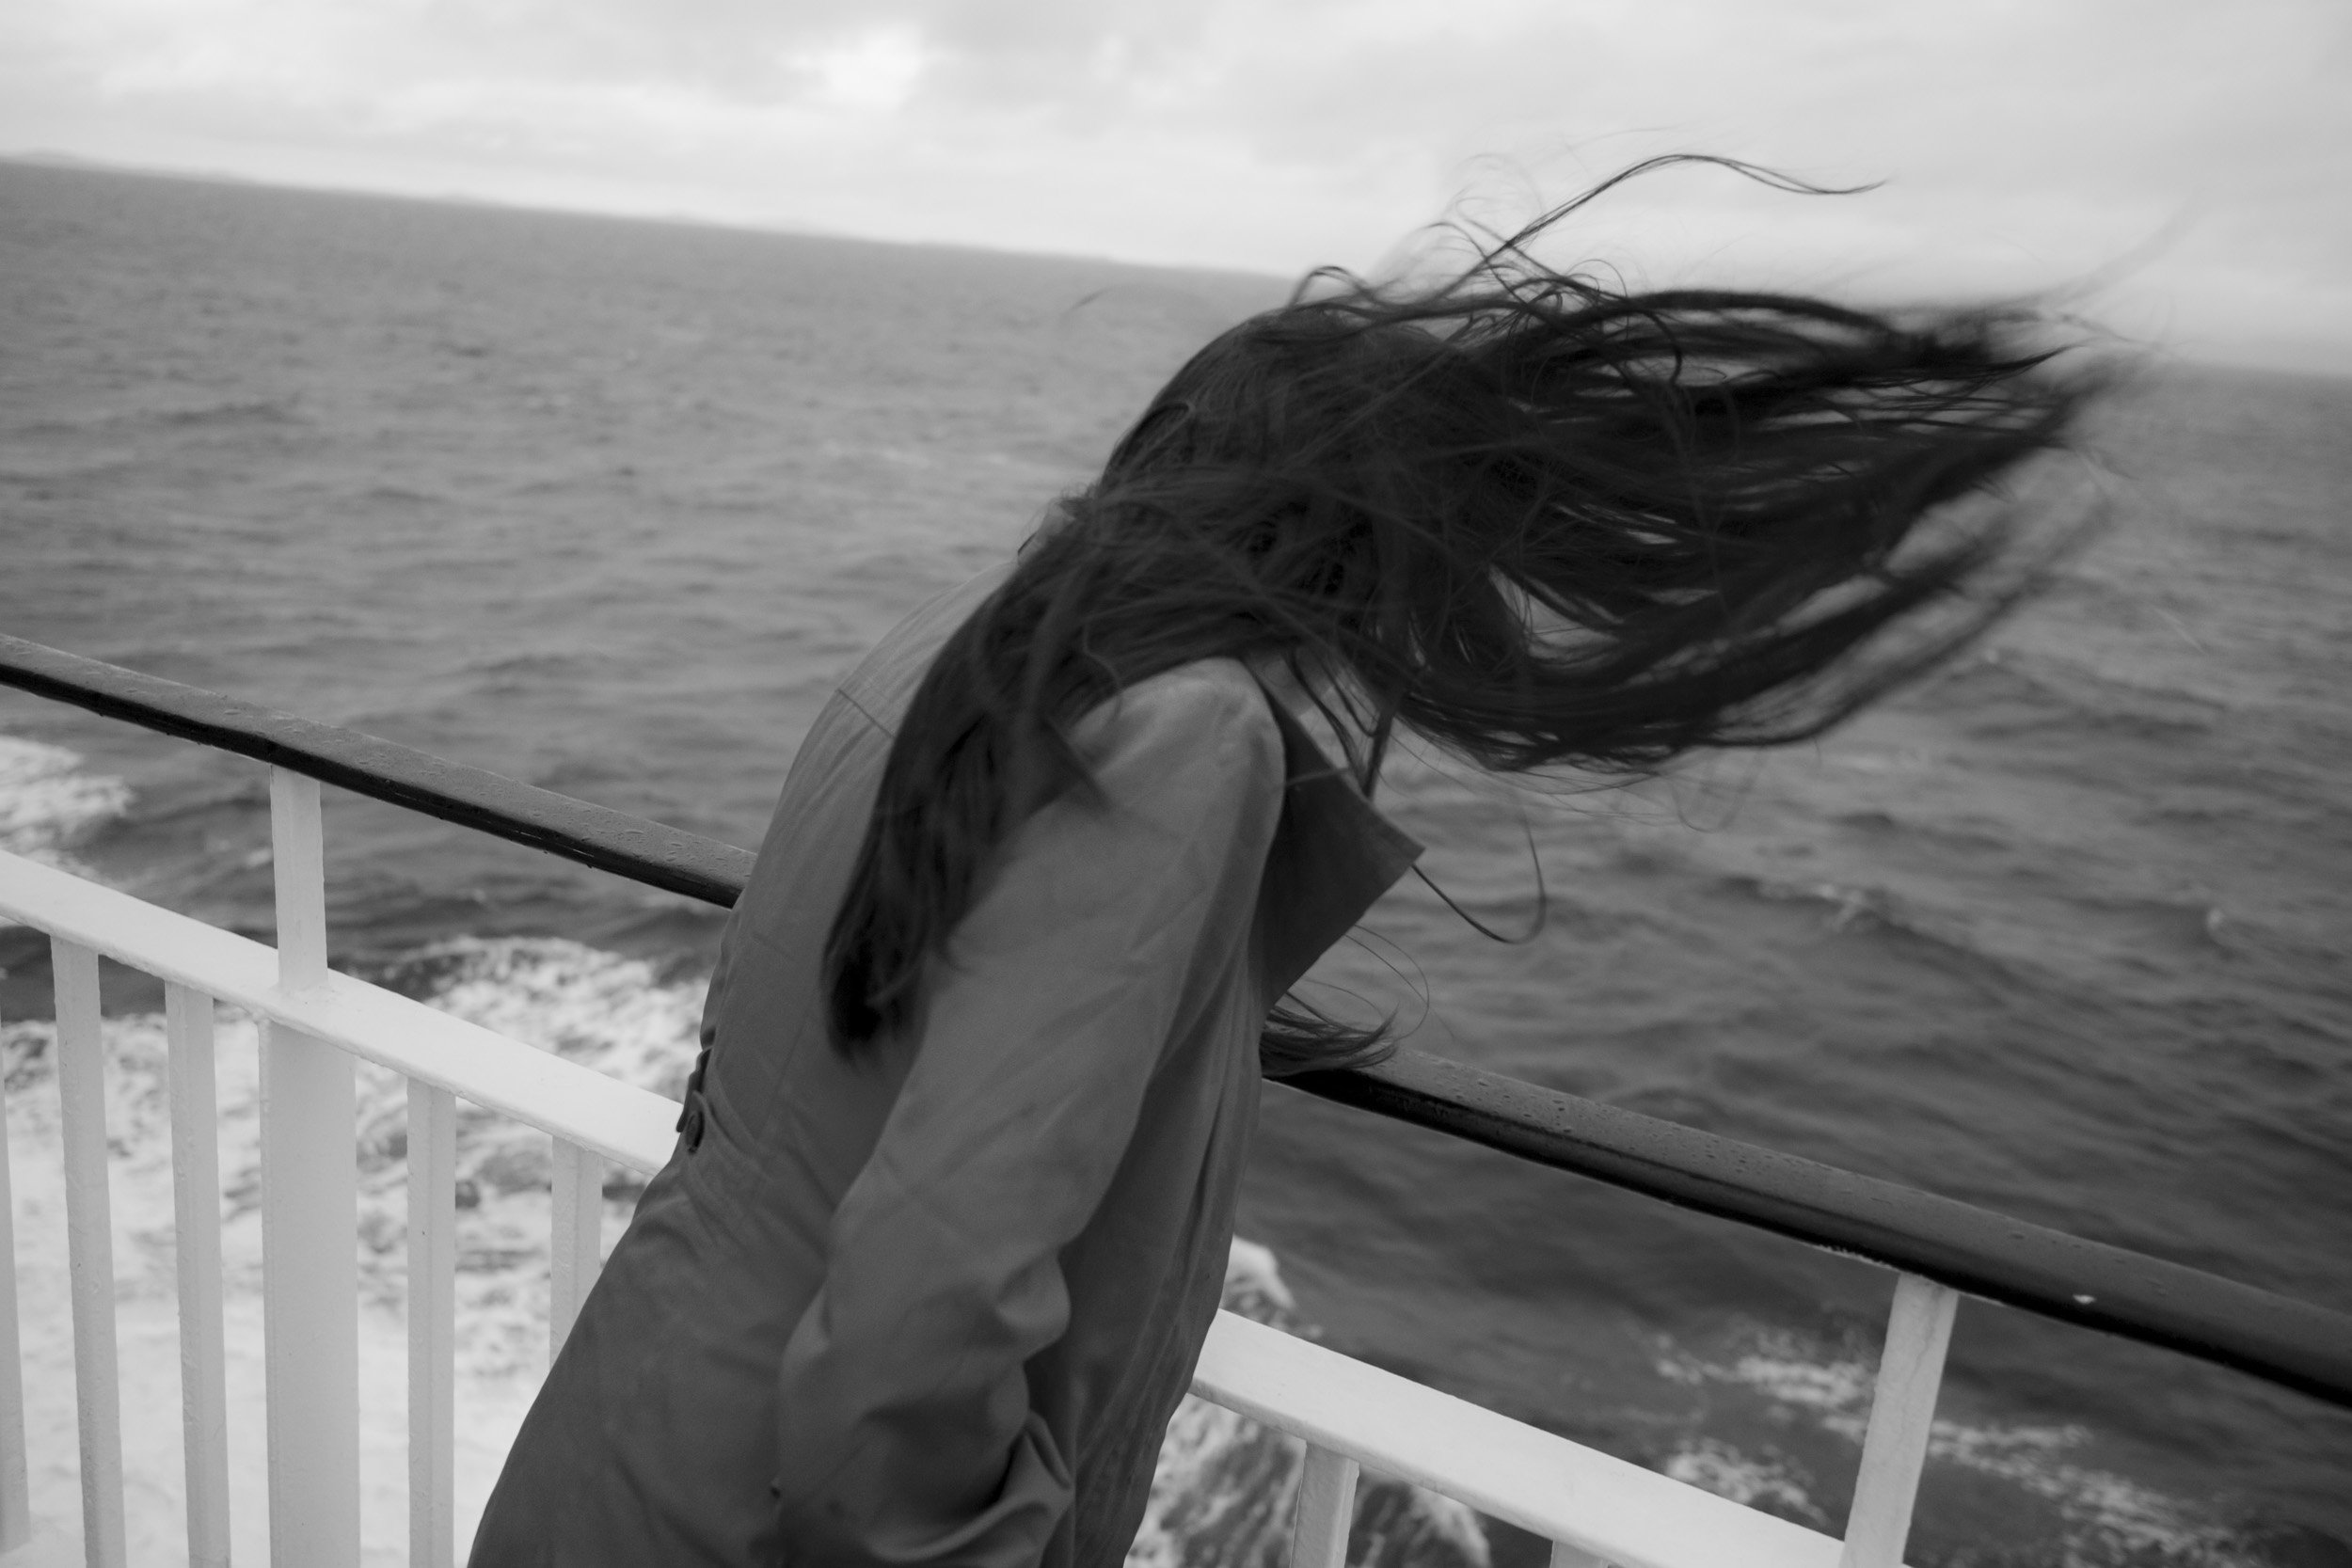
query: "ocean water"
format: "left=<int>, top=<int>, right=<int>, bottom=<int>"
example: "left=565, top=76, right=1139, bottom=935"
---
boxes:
left=2, top=159, right=2348, bottom=1565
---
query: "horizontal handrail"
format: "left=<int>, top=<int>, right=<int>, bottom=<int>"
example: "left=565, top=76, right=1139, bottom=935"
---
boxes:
left=1290, top=1053, right=2352, bottom=1408
left=0, top=634, right=753, bottom=906
left=5, top=631, right=2349, bottom=1411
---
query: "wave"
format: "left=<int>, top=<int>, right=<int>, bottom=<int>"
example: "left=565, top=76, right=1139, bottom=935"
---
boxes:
left=0, top=733, right=132, bottom=873
left=1715, top=872, right=2042, bottom=987
left=10, top=397, right=310, bottom=438
left=1657, top=1331, right=2328, bottom=1568
left=1733, top=874, right=1919, bottom=935
left=367, top=935, right=706, bottom=1098
left=1659, top=1440, right=1828, bottom=1528
left=1134, top=1242, right=1491, bottom=1568
left=147, top=397, right=306, bottom=430
left=1824, top=806, right=2023, bottom=862
left=1704, top=866, right=2252, bottom=994
left=1928, top=653, right=2229, bottom=747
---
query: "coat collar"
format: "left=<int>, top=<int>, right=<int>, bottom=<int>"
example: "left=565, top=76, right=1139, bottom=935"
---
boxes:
left=1249, top=685, right=1424, bottom=1001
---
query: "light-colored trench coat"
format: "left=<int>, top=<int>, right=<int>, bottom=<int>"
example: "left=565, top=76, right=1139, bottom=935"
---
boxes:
left=468, top=568, right=1420, bottom=1567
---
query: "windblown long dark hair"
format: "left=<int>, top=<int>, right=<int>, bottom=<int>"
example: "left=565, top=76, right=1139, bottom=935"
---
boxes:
left=825, top=159, right=2104, bottom=1072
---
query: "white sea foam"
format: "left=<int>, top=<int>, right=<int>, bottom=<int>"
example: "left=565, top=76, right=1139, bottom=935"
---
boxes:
left=0, top=733, right=131, bottom=873
left=386, top=934, right=706, bottom=1096
left=1659, top=1331, right=2266, bottom=1568
left=1, top=936, right=701, bottom=1561
left=1128, top=1243, right=1490, bottom=1568
left=4, top=999, right=546, bottom=1564
left=1225, top=1236, right=1297, bottom=1317
left=1660, top=1440, right=1827, bottom=1528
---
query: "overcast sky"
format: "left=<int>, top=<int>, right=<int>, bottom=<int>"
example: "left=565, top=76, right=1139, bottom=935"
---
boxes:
left=6, top=0, right=2346, bottom=372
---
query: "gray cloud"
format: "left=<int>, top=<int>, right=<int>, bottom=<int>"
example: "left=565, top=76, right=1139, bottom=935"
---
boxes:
left=3, top=0, right=2344, bottom=366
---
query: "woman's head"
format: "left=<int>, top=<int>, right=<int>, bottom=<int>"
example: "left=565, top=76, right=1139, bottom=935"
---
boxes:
left=827, top=169, right=2107, bottom=1064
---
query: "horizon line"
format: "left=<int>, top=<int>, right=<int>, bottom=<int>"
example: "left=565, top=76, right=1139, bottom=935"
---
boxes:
left=7, top=146, right=2347, bottom=385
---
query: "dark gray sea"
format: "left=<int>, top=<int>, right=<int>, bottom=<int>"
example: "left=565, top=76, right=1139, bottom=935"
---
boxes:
left=3, top=158, right=2348, bottom=1565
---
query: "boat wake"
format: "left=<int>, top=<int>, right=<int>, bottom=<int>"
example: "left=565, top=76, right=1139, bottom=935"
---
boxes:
left=0, top=733, right=130, bottom=876
left=1658, top=1335, right=2321, bottom=1568
left=1135, top=1240, right=1490, bottom=1568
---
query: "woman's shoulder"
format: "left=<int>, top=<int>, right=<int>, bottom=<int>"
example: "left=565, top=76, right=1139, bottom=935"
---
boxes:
left=834, top=564, right=1017, bottom=735
left=1072, top=659, right=1285, bottom=799
left=1122, top=657, right=1273, bottom=717
left=1088, top=658, right=1279, bottom=742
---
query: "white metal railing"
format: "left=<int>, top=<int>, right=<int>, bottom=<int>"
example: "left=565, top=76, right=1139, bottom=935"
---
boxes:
left=0, top=765, right=1957, bottom=1568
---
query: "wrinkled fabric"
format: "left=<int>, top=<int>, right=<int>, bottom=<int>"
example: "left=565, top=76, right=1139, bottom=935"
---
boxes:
left=469, top=566, right=1421, bottom=1568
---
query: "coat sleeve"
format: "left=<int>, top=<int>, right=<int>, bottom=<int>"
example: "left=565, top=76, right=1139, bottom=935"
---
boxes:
left=771, top=667, right=1285, bottom=1568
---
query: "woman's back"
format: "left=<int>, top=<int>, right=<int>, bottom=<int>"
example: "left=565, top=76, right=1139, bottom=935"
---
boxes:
left=469, top=567, right=1419, bottom=1567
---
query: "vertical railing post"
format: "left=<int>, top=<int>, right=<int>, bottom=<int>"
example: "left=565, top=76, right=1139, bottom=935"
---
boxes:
left=53, top=937, right=126, bottom=1568
left=1839, top=1273, right=1960, bottom=1568
left=270, top=768, right=329, bottom=984
left=262, top=767, right=360, bottom=1565
left=166, top=983, right=233, bottom=1568
left=0, top=999, right=30, bottom=1555
left=1290, top=1445, right=1359, bottom=1568
left=407, top=1079, right=457, bottom=1568
left=548, top=1139, right=604, bottom=1365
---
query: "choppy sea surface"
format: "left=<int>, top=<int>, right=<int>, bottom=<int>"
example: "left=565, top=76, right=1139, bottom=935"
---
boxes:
left=2, top=159, right=2348, bottom=1566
